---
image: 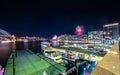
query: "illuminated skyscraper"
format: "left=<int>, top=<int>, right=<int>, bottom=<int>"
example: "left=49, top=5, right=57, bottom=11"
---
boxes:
left=103, top=23, right=119, bottom=40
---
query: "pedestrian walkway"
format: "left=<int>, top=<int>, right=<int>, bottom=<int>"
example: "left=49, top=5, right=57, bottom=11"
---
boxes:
left=91, top=42, right=120, bottom=75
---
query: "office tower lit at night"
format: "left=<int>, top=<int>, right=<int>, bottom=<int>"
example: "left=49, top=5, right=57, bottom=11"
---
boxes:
left=103, top=23, right=119, bottom=40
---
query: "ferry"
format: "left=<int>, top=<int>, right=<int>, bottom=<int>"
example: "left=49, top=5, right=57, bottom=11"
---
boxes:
left=45, top=53, right=63, bottom=64
left=41, top=41, right=51, bottom=49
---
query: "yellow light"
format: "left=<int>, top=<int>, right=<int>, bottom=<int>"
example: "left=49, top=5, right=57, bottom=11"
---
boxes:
left=103, top=32, right=106, bottom=34
left=103, top=23, right=119, bottom=27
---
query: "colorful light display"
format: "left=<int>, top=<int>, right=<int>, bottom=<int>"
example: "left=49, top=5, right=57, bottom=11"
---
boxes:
left=103, top=39, right=114, bottom=45
left=52, top=35, right=57, bottom=39
left=88, top=31, right=103, bottom=40
left=51, top=35, right=59, bottom=47
left=88, top=31, right=103, bottom=43
left=75, top=25, right=85, bottom=36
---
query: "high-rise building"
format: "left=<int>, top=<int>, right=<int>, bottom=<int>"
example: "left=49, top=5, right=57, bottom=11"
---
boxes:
left=103, top=23, right=119, bottom=40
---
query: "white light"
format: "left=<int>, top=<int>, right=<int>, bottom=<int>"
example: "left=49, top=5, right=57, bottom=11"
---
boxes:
left=83, top=68, right=86, bottom=70
left=1, top=40, right=11, bottom=43
left=103, top=23, right=119, bottom=27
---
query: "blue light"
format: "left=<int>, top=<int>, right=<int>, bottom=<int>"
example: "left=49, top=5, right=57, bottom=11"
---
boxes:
left=83, top=67, right=86, bottom=70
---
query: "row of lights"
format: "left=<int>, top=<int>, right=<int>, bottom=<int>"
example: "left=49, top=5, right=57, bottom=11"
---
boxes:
left=103, top=23, right=119, bottom=27
left=103, top=31, right=112, bottom=35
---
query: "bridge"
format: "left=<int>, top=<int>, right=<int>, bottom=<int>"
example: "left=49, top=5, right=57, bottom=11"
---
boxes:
left=0, top=29, right=11, bottom=40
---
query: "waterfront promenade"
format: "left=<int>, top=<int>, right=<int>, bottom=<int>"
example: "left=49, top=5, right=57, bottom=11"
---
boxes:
left=91, top=42, right=120, bottom=75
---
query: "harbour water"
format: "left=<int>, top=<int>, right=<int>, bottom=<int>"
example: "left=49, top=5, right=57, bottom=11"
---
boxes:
left=0, top=40, right=42, bottom=68
left=0, top=43, right=12, bottom=67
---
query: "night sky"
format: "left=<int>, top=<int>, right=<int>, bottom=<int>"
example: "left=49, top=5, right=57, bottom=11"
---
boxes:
left=0, top=1, right=120, bottom=37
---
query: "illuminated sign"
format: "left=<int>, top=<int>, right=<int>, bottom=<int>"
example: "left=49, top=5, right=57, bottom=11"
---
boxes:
left=88, top=31, right=103, bottom=40
left=103, top=39, right=114, bottom=45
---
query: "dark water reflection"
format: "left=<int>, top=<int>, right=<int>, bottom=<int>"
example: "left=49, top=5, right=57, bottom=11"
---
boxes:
left=28, top=41, right=41, bottom=53
left=0, top=43, right=12, bottom=67
left=16, top=41, right=42, bottom=53
left=0, top=41, right=42, bottom=68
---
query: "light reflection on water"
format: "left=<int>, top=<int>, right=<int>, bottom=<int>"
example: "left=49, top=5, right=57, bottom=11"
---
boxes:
left=0, top=41, right=42, bottom=67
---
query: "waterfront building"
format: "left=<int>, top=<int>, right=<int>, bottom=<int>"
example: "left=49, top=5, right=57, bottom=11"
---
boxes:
left=88, top=31, right=103, bottom=44
left=103, top=23, right=119, bottom=45
left=103, top=23, right=119, bottom=40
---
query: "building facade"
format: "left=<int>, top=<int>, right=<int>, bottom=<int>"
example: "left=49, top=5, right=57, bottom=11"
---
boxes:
left=103, top=23, right=119, bottom=40
left=88, top=31, right=103, bottom=43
